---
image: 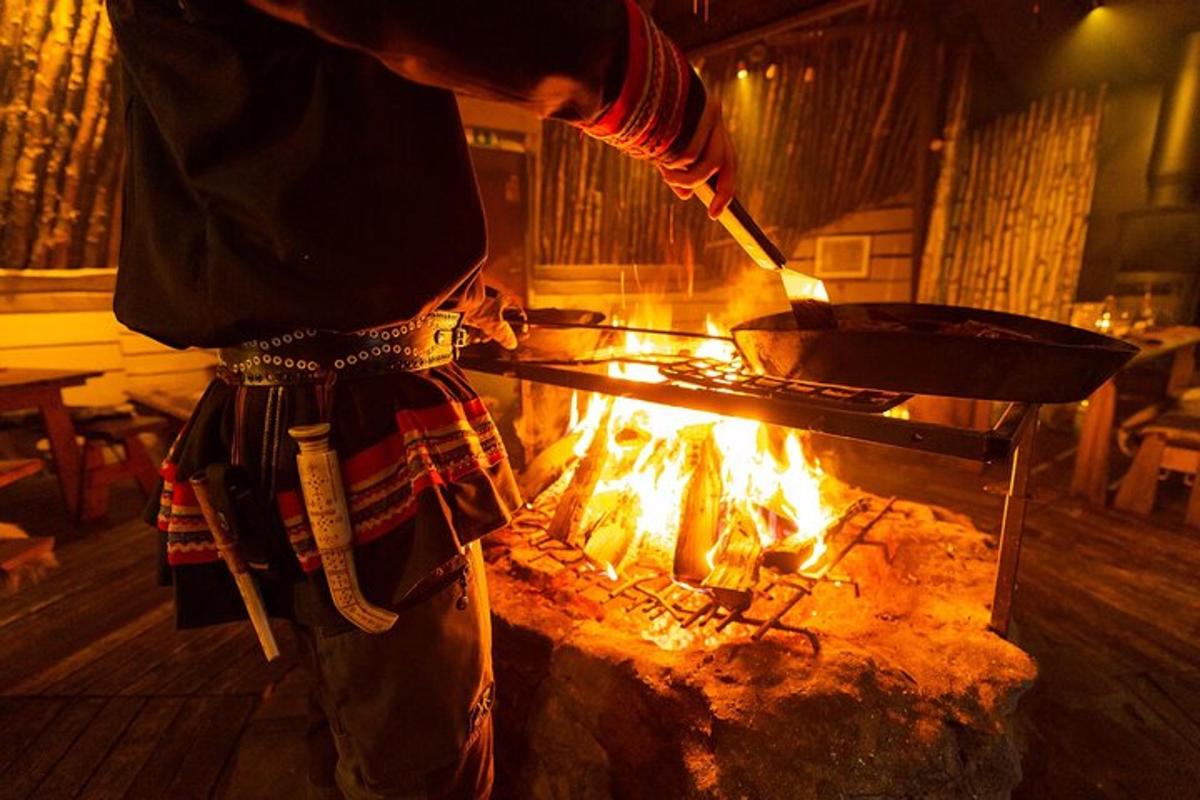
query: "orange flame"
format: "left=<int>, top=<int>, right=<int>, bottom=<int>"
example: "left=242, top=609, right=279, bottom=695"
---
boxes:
left=565, top=315, right=833, bottom=580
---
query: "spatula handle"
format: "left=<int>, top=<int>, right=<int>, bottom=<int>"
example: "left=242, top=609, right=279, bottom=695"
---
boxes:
left=692, top=181, right=788, bottom=272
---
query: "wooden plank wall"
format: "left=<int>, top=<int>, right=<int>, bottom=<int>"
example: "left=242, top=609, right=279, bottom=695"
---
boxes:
left=530, top=263, right=791, bottom=333
left=530, top=203, right=915, bottom=326
left=791, top=204, right=914, bottom=304
left=0, top=270, right=214, bottom=407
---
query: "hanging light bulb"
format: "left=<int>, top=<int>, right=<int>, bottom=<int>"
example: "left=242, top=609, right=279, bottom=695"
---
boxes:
left=736, top=60, right=749, bottom=81
left=765, top=63, right=778, bottom=80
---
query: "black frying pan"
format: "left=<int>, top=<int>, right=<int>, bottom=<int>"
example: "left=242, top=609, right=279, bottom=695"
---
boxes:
left=731, top=303, right=1138, bottom=403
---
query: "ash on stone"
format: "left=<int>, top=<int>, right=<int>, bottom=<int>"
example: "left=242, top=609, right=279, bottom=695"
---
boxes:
left=486, top=493, right=1037, bottom=800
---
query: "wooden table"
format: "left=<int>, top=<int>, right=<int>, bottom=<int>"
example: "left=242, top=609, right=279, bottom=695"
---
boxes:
left=1070, top=326, right=1200, bottom=505
left=126, top=389, right=200, bottom=424
left=0, top=368, right=102, bottom=515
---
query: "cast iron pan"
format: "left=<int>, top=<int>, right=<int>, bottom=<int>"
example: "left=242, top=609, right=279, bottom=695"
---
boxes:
left=731, top=303, right=1138, bottom=403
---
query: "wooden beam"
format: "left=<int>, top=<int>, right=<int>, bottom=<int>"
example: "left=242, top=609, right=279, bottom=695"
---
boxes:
left=684, top=0, right=871, bottom=59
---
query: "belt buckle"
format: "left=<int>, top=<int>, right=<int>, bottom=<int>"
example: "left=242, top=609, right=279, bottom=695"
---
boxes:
left=434, top=326, right=470, bottom=353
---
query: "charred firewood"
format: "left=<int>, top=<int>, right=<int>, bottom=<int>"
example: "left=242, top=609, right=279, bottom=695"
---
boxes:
left=519, top=427, right=586, bottom=500
left=702, top=508, right=761, bottom=611
left=761, top=537, right=816, bottom=574
left=762, top=497, right=869, bottom=574
left=673, top=430, right=722, bottom=587
left=547, top=406, right=613, bottom=544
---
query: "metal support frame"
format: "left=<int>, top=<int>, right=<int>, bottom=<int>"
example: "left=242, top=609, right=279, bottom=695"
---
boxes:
left=988, top=405, right=1038, bottom=637
left=462, top=356, right=1035, bottom=463
left=463, top=356, right=1039, bottom=640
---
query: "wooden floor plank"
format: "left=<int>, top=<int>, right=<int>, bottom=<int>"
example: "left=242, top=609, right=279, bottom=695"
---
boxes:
left=0, top=696, right=106, bottom=799
left=1118, top=672, right=1200, bottom=754
left=1018, top=557, right=1200, bottom=675
left=75, top=697, right=187, bottom=800
left=0, top=518, right=153, bottom=628
left=0, top=573, right=170, bottom=691
left=8, top=603, right=175, bottom=696
left=33, top=697, right=147, bottom=800
left=163, top=695, right=258, bottom=798
left=0, top=425, right=1196, bottom=799
left=118, top=625, right=247, bottom=697
left=197, top=624, right=296, bottom=696
left=121, top=696, right=256, bottom=800
left=156, top=626, right=266, bottom=696
left=47, top=611, right=181, bottom=697
left=0, top=698, right=68, bottom=776
left=1148, top=670, right=1200, bottom=729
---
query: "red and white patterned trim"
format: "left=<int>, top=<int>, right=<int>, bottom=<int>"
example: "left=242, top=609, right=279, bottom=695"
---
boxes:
left=157, top=396, right=509, bottom=572
left=577, top=0, right=694, bottom=161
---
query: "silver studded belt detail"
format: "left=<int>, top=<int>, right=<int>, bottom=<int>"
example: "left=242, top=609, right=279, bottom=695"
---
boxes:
left=217, top=311, right=467, bottom=385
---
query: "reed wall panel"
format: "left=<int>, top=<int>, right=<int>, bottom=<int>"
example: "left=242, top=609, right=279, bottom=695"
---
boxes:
left=918, top=64, right=1105, bottom=322
left=537, top=1, right=918, bottom=278
left=0, top=0, right=122, bottom=270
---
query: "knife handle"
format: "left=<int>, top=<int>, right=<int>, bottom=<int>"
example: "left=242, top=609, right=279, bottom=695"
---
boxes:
left=693, top=179, right=788, bottom=272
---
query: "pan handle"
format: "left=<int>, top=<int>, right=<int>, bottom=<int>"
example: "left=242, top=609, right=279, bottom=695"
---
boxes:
left=693, top=179, right=788, bottom=272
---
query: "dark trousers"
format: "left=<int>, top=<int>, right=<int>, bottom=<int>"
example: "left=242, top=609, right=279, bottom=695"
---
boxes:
left=294, top=542, right=495, bottom=800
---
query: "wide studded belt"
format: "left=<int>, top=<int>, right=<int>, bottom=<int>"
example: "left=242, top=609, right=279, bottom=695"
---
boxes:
left=218, top=311, right=468, bottom=385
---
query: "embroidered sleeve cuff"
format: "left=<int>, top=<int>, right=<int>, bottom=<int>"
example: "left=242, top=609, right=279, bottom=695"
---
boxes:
left=576, top=0, right=700, bottom=162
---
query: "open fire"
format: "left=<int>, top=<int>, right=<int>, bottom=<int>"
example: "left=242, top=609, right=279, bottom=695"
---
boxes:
left=514, top=313, right=874, bottom=648
left=487, top=307, right=1038, bottom=799
left=557, top=322, right=834, bottom=574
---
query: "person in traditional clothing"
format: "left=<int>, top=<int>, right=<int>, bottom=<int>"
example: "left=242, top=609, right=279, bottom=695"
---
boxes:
left=106, top=1, right=736, bottom=797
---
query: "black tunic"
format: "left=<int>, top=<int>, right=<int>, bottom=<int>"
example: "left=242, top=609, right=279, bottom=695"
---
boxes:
left=108, top=0, right=627, bottom=348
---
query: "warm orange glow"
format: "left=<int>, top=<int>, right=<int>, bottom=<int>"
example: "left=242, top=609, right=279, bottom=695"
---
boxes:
left=566, top=315, right=833, bottom=581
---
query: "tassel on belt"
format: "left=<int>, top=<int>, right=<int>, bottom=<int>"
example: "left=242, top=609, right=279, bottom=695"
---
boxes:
left=218, top=311, right=468, bottom=385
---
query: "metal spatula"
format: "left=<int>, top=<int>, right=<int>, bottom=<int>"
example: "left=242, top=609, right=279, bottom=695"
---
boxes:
left=693, top=183, right=836, bottom=329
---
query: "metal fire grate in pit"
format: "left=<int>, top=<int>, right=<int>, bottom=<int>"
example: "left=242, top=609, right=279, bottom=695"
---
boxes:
left=462, top=351, right=1041, bottom=638
left=508, top=496, right=898, bottom=653
left=658, top=356, right=910, bottom=413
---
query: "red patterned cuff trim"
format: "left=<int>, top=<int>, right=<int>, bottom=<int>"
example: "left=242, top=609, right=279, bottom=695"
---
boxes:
left=579, top=0, right=693, bottom=161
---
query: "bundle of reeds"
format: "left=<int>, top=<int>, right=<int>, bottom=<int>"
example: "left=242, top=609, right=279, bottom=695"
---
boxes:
left=0, top=0, right=122, bottom=270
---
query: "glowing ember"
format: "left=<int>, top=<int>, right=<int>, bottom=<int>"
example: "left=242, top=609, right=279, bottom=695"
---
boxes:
left=549, top=316, right=835, bottom=584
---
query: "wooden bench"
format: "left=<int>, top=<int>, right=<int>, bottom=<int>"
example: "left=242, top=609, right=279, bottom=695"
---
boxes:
left=0, top=535, right=55, bottom=573
left=0, top=459, right=54, bottom=591
left=126, top=389, right=199, bottom=425
left=1115, top=412, right=1200, bottom=528
left=0, top=458, right=42, bottom=491
left=78, top=415, right=171, bottom=522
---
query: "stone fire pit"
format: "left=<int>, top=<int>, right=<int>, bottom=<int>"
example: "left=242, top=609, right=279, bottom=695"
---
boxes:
left=483, top=495, right=1036, bottom=800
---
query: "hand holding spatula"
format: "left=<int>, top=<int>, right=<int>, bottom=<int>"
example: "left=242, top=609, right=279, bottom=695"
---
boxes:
left=692, top=180, right=837, bottom=330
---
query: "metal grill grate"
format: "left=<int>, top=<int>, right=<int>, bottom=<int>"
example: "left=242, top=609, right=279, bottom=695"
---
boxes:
left=658, top=357, right=910, bottom=413
left=508, top=496, right=898, bottom=652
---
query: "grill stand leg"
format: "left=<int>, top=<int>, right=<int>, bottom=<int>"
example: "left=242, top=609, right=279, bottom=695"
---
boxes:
left=989, top=406, right=1038, bottom=638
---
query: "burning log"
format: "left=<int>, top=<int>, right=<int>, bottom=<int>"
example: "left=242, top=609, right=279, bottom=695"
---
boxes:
left=762, top=497, right=869, bottom=574
left=519, top=426, right=586, bottom=500
left=761, top=537, right=815, bottom=575
left=547, top=406, right=612, bottom=544
left=673, top=430, right=722, bottom=586
left=582, top=491, right=638, bottom=578
left=701, top=507, right=761, bottom=611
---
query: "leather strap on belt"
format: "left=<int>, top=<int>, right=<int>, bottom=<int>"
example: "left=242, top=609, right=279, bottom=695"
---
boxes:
left=218, top=311, right=467, bottom=385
